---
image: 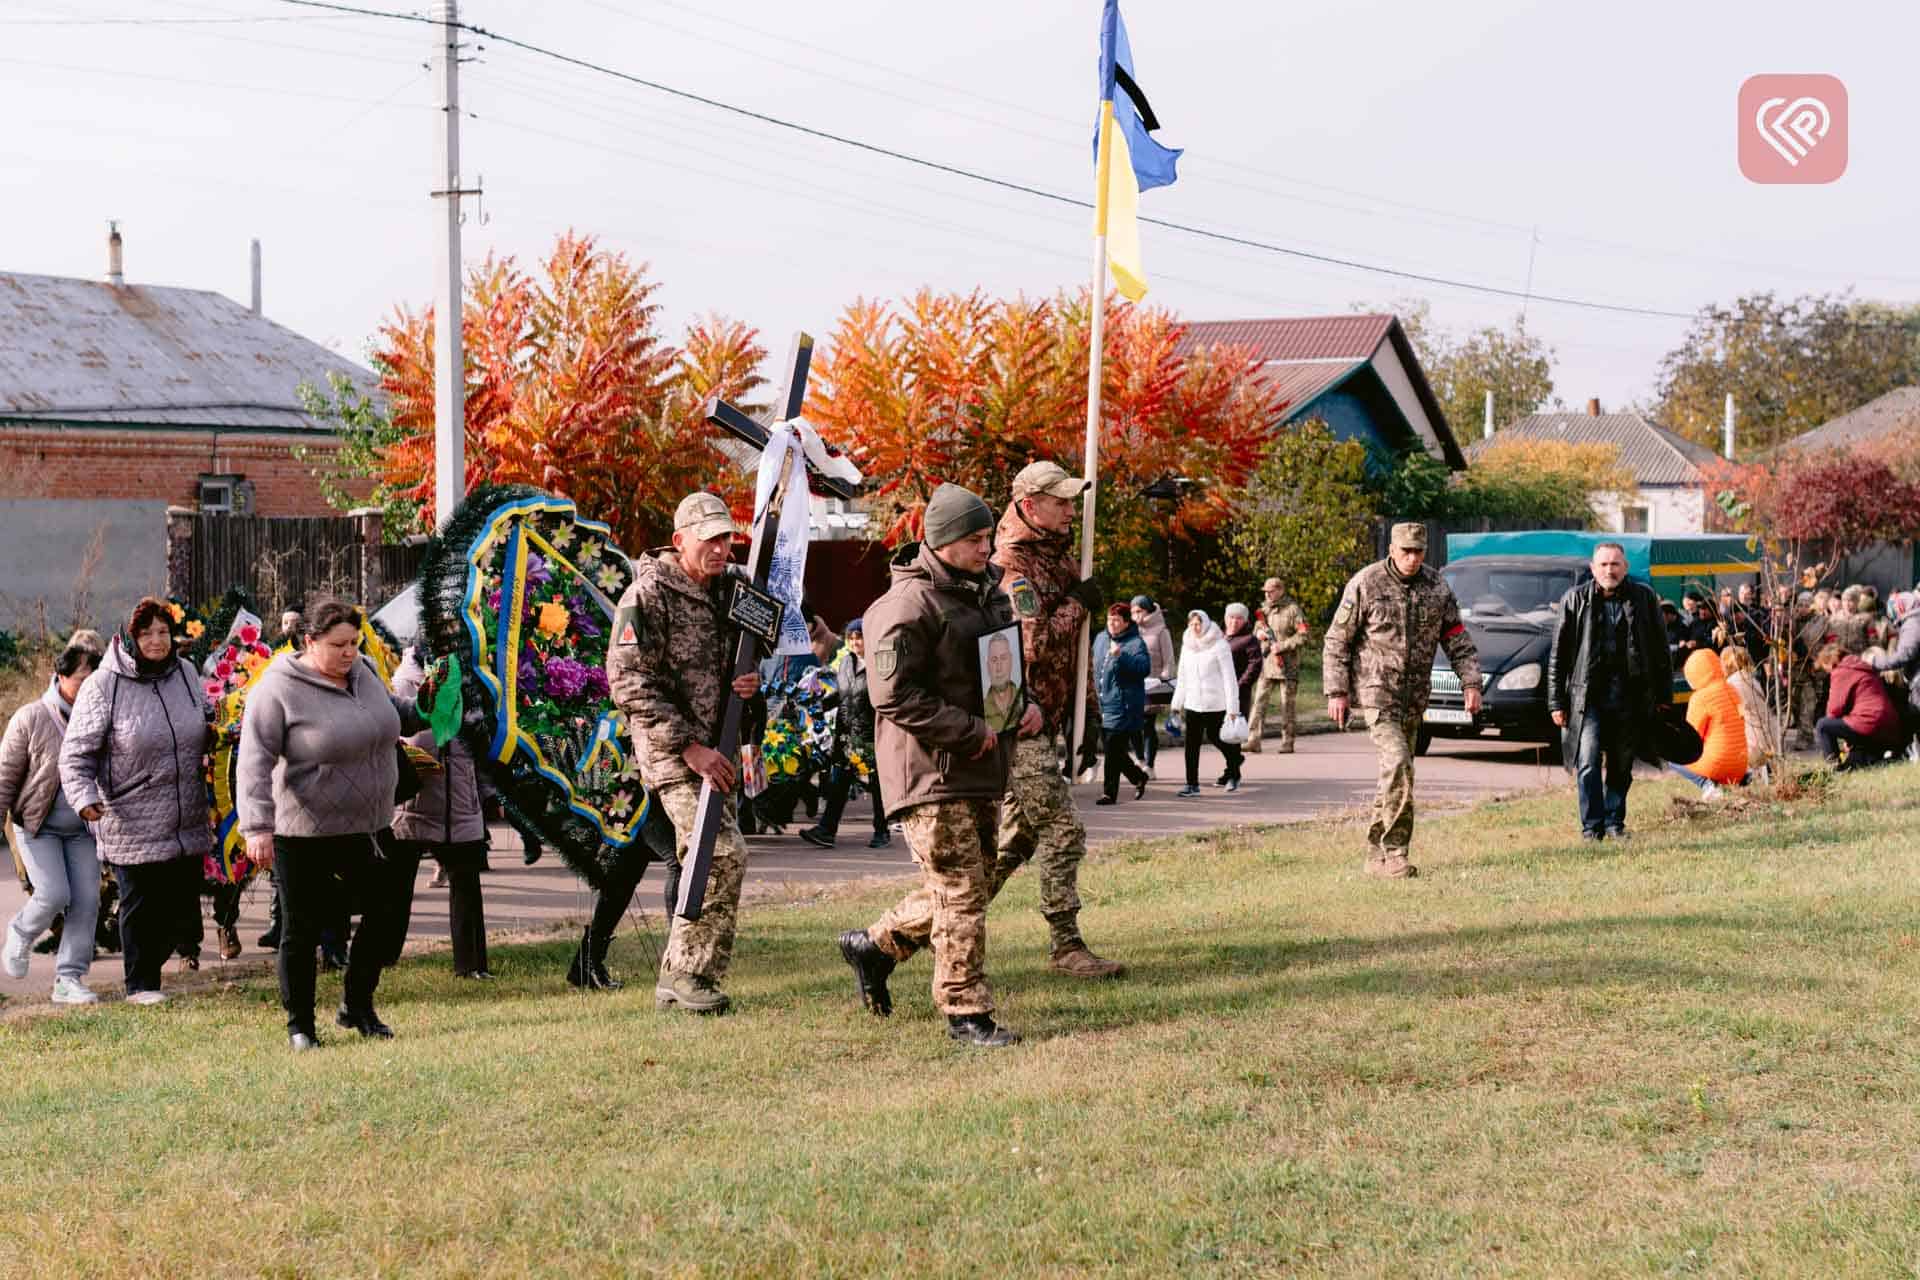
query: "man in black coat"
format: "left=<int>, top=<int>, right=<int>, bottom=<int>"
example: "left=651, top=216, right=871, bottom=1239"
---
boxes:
left=1548, top=542, right=1673, bottom=842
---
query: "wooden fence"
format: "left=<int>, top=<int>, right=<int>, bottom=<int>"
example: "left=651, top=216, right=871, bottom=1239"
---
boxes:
left=164, top=508, right=427, bottom=614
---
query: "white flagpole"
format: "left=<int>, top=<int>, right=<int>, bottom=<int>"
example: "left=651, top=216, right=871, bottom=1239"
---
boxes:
left=1070, top=104, right=1116, bottom=770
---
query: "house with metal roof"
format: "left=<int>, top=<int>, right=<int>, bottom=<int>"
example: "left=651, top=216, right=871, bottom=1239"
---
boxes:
left=1788, top=386, right=1920, bottom=454
left=1467, top=402, right=1720, bottom=534
left=0, top=230, right=379, bottom=628
left=1174, top=313, right=1467, bottom=469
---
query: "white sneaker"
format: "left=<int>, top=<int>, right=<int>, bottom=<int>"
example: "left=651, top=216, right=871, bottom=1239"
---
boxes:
left=1700, top=781, right=1722, bottom=800
left=125, top=989, right=168, bottom=1006
left=2, top=925, right=29, bottom=979
left=51, top=977, right=99, bottom=1005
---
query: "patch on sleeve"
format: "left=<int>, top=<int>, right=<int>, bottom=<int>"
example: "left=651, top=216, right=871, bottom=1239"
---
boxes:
left=1445, top=623, right=1467, bottom=639
left=613, top=605, right=641, bottom=648
left=1005, top=574, right=1041, bottom=619
left=1333, top=598, right=1355, bottom=626
left=875, top=637, right=901, bottom=680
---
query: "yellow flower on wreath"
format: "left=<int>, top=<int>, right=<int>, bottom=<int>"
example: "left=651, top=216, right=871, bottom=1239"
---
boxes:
left=536, top=601, right=569, bottom=638
left=167, top=603, right=185, bottom=623
left=185, top=619, right=206, bottom=639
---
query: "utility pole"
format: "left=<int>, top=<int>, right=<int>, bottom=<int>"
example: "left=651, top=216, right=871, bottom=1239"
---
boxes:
left=431, top=0, right=474, bottom=530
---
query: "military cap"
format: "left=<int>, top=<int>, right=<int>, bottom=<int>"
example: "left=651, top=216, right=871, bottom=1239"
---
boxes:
left=1389, top=522, right=1427, bottom=550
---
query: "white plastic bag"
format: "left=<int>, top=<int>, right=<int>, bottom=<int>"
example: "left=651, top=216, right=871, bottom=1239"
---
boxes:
left=1218, top=713, right=1250, bottom=746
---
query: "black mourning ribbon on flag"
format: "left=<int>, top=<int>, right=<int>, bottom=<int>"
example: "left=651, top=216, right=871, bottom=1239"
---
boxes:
left=1114, top=65, right=1161, bottom=132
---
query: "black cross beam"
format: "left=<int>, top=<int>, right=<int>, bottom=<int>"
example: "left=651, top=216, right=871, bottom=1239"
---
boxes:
left=676, top=332, right=835, bottom=921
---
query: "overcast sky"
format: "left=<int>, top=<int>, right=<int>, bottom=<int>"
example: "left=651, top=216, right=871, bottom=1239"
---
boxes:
left=5, top=0, right=1914, bottom=429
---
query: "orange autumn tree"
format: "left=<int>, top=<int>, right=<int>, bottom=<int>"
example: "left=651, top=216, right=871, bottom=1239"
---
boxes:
left=804, top=288, right=1278, bottom=599
left=348, top=232, right=766, bottom=551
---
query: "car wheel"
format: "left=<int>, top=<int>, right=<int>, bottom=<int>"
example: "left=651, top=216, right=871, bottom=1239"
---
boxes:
left=1414, top=727, right=1433, bottom=757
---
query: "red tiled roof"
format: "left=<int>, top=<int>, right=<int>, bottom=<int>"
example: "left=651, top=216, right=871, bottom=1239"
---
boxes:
left=1175, top=314, right=1395, bottom=363
left=1253, top=361, right=1365, bottom=414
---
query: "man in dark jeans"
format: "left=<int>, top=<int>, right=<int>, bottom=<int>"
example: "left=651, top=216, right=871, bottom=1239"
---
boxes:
left=1548, top=542, right=1673, bottom=842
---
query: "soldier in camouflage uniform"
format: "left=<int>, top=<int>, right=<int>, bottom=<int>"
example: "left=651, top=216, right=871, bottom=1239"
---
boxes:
left=836, top=484, right=1038, bottom=1047
left=1246, top=576, right=1308, bottom=753
left=606, top=491, right=762, bottom=1014
left=987, top=461, right=1126, bottom=978
left=1322, top=523, right=1481, bottom=879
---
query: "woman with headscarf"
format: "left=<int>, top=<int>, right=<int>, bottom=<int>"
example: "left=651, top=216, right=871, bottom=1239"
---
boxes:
left=1170, top=609, right=1245, bottom=797
left=237, top=598, right=427, bottom=1050
left=2, top=640, right=106, bottom=1003
left=58, top=598, right=212, bottom=1004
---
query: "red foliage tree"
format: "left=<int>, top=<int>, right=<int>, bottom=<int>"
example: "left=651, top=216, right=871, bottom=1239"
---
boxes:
left=804, top=288, right=1278, bottom=595
left=371, top=232, right=766, bottom=551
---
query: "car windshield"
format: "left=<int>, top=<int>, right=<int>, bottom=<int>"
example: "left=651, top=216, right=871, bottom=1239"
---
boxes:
left=1443, top=564, right=1577, bottom=618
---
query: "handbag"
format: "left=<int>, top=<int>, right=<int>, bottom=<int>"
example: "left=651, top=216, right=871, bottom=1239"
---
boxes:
left=1218, top=713, right=1250, bottom=745
left=393, top=742, right=423, bottom=805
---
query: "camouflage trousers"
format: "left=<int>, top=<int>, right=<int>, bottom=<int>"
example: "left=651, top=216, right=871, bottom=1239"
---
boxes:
left=1364, top=709, right=1420, bottom=854
left=868, top=799, right=1000, bottom=1017
left=865, top=737, right=1091, bottom=975
left=1246, top=673, right=1298, bottom=749
left=654, top=781, right=749, bottom=984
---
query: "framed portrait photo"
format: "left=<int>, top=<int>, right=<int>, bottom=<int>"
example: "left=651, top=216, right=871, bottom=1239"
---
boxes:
left=977, top=622, right=1025, bottom=734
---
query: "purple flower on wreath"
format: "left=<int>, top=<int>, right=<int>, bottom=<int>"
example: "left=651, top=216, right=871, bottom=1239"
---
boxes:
left=487, top=588, right=502, bottom=613
left=525, top=553, right=552, bottom=589
left=543, top=656, right=592, bottom=700
left=568, top=596, right=602, bottom=638
left=517, top=655, right=543, bottom=694
left=583, top=665, right=610, bottom=701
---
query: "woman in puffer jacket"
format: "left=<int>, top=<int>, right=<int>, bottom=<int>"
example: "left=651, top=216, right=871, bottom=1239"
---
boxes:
left=1170, top=610, right=1245, bottom=797
left=2, top=640, right=105, bottom=1004
left=391, top=646, right=489, bottom=980
left=1667, top=648, right=1748, bottom=797
left=58, top=598, right=212, bottom=1004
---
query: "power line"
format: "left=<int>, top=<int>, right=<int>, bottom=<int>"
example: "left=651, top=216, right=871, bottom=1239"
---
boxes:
left=282, top=0, right=1710, bottom=320
left=0, top=11, right=364, bottom=24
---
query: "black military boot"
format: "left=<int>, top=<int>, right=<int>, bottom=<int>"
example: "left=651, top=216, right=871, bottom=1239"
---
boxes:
left=336, top=1005, right=395, bottom=1039
left=946, top=1014, right=1020, bottom=1047
left=837, top=929, right=895, bottom=1017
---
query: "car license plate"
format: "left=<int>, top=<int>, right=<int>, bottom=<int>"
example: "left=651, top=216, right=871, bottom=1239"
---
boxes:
left=1424, top=708, right=1474, bottom=725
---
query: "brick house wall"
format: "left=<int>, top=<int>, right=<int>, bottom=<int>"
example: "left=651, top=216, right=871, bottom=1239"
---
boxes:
left=0, top=424, right=356, bottom=515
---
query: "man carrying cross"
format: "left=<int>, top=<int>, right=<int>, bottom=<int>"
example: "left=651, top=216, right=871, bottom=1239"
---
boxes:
left=607, top=491, right=762, bottom=1015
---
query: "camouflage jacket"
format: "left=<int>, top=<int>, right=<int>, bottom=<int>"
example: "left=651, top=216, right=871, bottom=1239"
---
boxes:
left=1255, top=594, right=1308, bottom=680
left=1322, top=559, right=1481, bottom=716
left=607, top=549, right=738, bottom=790
left=992, top=504, right=1094, bottom=736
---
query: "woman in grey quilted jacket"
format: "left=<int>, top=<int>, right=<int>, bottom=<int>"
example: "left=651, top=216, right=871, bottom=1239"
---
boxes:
left=58, top=598, right=211, bottom=1004
left=2, top=640, right=105, bottom=1003
left=237, top=598, right=426, bottom=1051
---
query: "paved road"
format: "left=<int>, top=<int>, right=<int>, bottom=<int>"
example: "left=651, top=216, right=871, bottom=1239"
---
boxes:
left=0, top=731, right=1564, bottom=1000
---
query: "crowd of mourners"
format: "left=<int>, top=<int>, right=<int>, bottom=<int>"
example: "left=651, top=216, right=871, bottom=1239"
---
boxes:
left=8, top=546, right=1910, bottom=1035
left=1654, top=580, right=1920, bottom=794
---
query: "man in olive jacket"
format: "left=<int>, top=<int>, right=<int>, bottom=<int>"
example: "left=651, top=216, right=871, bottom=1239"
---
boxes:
left=837, top=483, right=1041, bottom=1048
left=1547, top=541, right=1671, bottom=841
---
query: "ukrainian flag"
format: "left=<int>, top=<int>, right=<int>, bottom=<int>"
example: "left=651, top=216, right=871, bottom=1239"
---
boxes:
left=1095, top=0, right=1181, bottom=301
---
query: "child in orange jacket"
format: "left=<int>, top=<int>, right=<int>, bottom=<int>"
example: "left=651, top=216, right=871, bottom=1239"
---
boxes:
left=1668, top=649, right=1748, bottom=796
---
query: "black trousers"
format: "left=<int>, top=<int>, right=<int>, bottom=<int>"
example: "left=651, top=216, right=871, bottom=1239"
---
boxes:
left=1102, top=728, right=1149, bottom=798
left=1182, top=710, right=1243, bottom=787
left=1815, top=716, right=1903, bottom=769
left=421, top=838, right=489, bottom=977
left=816, top=767, right=887, bottom=839
left=272, top=831, right=416, bottom=1035
left=112, top=854, right=202, bottom=994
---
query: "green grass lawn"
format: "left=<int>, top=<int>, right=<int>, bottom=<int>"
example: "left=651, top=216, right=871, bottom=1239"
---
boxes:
left=6, top=769, right=1920, bottom=1276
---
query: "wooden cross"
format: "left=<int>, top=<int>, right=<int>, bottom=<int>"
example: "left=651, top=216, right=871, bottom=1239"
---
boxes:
left=676, top=331, right=853, bottom=920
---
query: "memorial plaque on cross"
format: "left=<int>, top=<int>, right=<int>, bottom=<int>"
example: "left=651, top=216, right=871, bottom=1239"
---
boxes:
left=676, top=332, right=855, bottom=921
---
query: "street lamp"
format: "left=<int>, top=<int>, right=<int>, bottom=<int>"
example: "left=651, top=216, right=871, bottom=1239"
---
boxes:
left=1140, top=474, right=1196, bottom=591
